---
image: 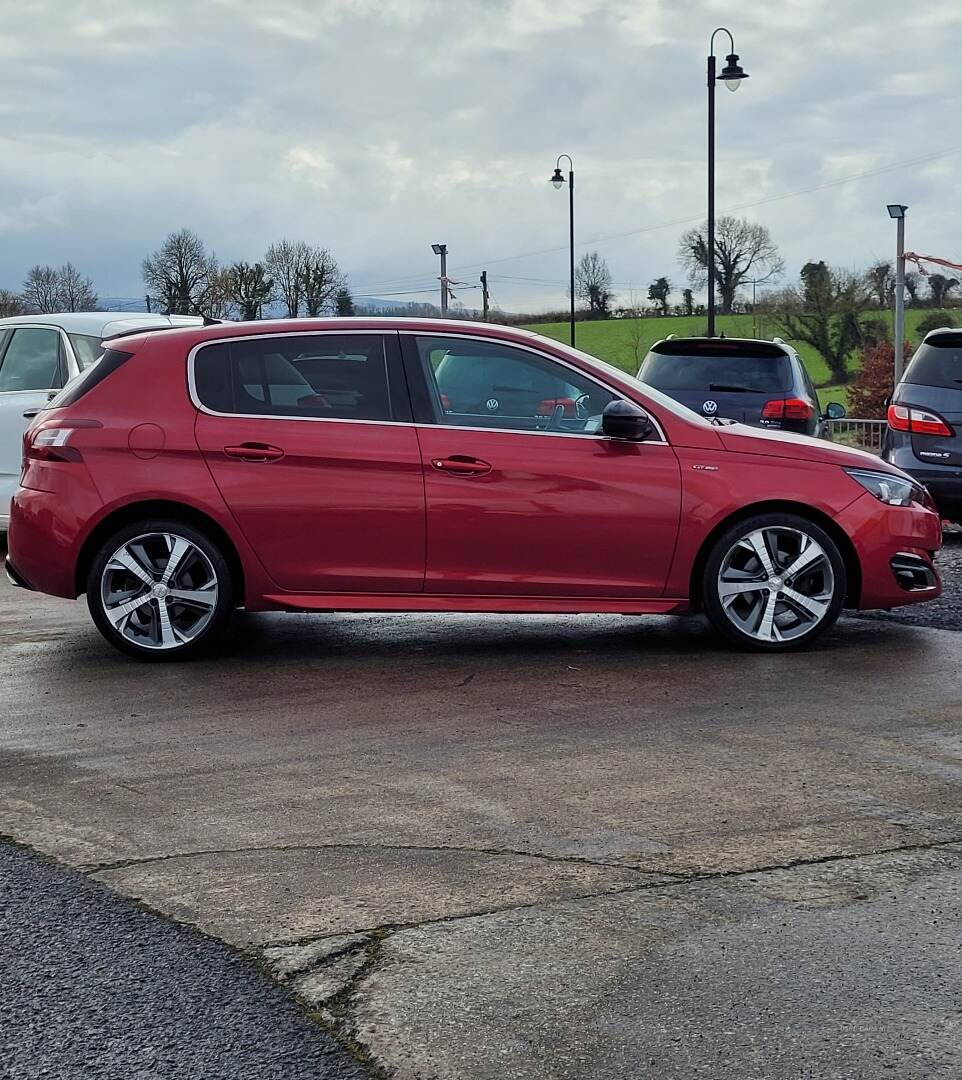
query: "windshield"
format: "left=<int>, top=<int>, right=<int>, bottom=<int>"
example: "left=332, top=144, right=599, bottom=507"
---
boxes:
left=903, top=333, right=962, bottom=389
left=68, top=333, right=106, bottom=370
left=639, top=345, right=792, bottom=394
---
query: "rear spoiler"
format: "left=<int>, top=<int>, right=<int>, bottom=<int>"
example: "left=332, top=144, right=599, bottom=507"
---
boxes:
left=102, top=316, right=225, bottom=342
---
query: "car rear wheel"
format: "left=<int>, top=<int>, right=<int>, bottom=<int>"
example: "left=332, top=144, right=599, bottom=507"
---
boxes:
left=702, top=513, right=846, bottom=651
left=86, top=519, right=234, bottom=661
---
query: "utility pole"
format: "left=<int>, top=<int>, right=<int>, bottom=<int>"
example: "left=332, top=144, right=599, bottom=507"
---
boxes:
left=887, top=204, right=908, bottom=382
left=432, top=243, right=448, bottom=317
left=480, top=271, right=489, bottom=321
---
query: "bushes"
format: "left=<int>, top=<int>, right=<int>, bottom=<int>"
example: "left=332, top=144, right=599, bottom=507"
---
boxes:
left=916, top=310, right=957, bottom=338
left=847, top=340, right=911, bottom=419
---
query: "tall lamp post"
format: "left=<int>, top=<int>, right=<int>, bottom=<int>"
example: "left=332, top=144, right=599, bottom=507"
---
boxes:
left=887, top=204, right=908, bottom=381
left=550, top=155, right=576, bottom=346
left=431, top=243, right=448, bottom=317
left=707, top=28, right=749, bottom=337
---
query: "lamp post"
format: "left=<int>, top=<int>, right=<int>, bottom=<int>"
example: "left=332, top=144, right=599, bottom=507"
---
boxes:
left=550, top=155, right=576, bottom=346
left=887, top=204, right=908, bottom=381
left=431, top=243, right=448, bottom=317
left=707, top=28, right=749, bottom=337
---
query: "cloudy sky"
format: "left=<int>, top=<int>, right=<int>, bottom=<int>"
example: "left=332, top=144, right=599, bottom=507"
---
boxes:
left=1, top=0, right=960, bottom=313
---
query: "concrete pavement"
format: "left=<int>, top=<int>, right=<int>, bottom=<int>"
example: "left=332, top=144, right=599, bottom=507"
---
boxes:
left=3, top=567, right=962, bottom=1076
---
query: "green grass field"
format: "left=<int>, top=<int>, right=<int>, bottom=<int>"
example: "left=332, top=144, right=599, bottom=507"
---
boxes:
left=527, top=308, right=944, bottom=411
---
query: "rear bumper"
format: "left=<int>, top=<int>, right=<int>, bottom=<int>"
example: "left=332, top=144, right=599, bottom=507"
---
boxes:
left=4, top=554, right=33, bottom=590
left=8, top=486, right=91, bottom=599
left=837, top=492, right=942, bottom=609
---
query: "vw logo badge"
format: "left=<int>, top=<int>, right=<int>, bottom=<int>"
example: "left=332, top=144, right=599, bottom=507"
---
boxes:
left=486, top=398, right=499, bottom=412
left=702, top=400, right=718, bottom=415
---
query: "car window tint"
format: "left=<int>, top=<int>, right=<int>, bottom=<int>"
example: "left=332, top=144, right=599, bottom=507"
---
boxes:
left=416, top=335, right=616, bottom=434
left=0, top=328, right=62, bottom=392
left=639, top=347, right=792, bottom=393
left=903, top=334, right=962, bottom=389
left=68, top=333, right=105, bottom=370
left=193, top=335, right=394, bottom=421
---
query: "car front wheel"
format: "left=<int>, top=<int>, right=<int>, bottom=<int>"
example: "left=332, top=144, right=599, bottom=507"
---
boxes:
left=86, top=519, right=234, bottom=661
left=702, top=513, right=847, bottom=651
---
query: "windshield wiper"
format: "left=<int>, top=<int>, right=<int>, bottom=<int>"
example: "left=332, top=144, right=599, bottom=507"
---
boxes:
left=708, top=383, right=764, bottom=393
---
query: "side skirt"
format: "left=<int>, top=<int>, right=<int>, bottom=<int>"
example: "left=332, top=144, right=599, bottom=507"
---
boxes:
left=260, top=593, right=690, bottom=616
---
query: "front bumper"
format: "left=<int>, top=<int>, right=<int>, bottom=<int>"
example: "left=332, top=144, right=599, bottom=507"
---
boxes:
left=837, top=492, right=942, bottom=610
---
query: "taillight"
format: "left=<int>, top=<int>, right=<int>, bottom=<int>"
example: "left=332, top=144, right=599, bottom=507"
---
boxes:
left=537, top=397, right=577, bottom=417
left=25, top=420, right=101, bottom=464
left=887, top=404, right=953, bottom=438
left=762, top=398, right=814, bottom=422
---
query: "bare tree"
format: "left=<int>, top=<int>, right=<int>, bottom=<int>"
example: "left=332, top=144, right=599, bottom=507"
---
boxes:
left=0, top=290, right=27, bottom=317
left=575, top=251, right=612, bottom=318
left=647, top=277, right=671, bottom=316
left=867, top=262, right=892, bottom=308
left=265, top=239, right=309, bottom=317
left=301, top=247, right=343, bottom=316
left=928, top=274, right=959, bottom=308
left=57, top=262, right=98, bottom=311
left=142, top=229, right=216, bottom=315
left=678, top=216, right=784, bottom=315
left=227, top=261, right=274, bottom=320
left=22, top=265, right=61, bottom=313
left=775, top=262, right=871, bottom=384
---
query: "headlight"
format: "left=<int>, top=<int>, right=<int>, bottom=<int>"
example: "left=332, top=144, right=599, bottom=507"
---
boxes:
left=845, top=468, right=919, bottom=507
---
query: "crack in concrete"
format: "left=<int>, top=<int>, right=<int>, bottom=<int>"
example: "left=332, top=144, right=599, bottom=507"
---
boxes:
left=256, top=834, right=962, bottom=949
left=82, top=840, right=681, bottom=878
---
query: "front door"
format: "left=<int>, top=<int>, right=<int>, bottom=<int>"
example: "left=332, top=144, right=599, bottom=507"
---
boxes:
left=403, top=333, right=682, bottom=597
left=0, top=326, right=66, bottom=520
left=193, top=331, right=425, bottom=593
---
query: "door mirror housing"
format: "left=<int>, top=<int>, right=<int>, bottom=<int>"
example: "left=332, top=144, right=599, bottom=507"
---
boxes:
left=602, top=399, right=654, bottom=441
left=824, top=401, right=847, bottom=421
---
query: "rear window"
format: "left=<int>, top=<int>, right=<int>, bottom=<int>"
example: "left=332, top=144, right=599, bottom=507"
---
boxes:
left=903, top=333, right=962, bottom=389
left=639, top=341, right=792, bottom=394
left=44, top=348, right=134, bottom=409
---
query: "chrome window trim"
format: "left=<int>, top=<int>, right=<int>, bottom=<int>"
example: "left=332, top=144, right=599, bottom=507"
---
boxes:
left=186, top=328, right=668, bottom=444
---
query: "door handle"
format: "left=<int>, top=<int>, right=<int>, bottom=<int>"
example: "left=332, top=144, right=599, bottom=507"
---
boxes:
left=223, top=443, right=285, bottom=462
left=431, top=455, right=492, bottom=476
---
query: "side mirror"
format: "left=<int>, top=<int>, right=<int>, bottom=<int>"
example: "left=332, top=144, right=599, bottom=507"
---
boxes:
left=825, top=401, right=847, bottom=421
left=602, top=399, right=654, bottom=441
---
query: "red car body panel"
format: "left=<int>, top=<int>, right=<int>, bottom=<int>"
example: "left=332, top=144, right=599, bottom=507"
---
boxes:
left=7, top=318, right=942, bottom=622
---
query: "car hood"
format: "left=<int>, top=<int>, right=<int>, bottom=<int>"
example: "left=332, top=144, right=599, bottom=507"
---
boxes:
left=716, top=422, right=898, bottom=471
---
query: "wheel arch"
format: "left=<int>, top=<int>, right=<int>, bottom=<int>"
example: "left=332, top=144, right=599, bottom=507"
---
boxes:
left=688, top=500, right=861, bottom=610
left=74, top=499, right=245, bottom=601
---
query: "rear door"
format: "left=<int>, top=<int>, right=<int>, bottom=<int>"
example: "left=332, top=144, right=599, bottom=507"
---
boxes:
left=0, top=325, right=67, bottom=519
left=193, top=331, right=426, bottom=593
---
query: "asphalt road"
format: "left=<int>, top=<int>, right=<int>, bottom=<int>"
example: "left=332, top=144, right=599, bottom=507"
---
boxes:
left=0, top=841, right=370, bottom=1080
left=4, top=540, right=962, bottom=1078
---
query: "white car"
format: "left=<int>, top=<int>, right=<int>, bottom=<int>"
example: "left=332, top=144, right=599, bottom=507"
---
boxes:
left=0, top=312, right=205, bottom=530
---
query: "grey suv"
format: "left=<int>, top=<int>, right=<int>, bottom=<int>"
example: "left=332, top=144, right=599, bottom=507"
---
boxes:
left=883, top=327, right=962, bottom=522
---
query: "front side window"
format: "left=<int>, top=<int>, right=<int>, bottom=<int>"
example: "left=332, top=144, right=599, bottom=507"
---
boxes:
left=193, top=334, right=395, bottom=421
left=416, top=335, right=616, bottom=434
left=0, top=327, right=62, bottom=392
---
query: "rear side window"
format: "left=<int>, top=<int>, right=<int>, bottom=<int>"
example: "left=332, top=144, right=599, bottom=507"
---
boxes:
left=45, top=348, right=135, bottom=409
left=68, top=333, right=106, bottom=370
left=639, top=341, right=791, bottom=394
left=903, top=334, right=962, bottom=389
left=193, top=335, right=396, bottom=421
left=0, top=327, right=63, bottom=392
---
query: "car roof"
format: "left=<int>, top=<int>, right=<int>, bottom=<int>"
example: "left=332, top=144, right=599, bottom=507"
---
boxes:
left=0, top=311, right=205, bottom=337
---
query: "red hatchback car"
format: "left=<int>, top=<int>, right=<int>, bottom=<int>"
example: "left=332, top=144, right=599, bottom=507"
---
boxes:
left=5, top=318, right=942, bottom=660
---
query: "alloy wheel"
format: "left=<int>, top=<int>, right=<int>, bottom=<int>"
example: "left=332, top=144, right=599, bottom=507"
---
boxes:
left=716, top=526, right=835, bottom=644
left=100, top=532, right=219, bottom=651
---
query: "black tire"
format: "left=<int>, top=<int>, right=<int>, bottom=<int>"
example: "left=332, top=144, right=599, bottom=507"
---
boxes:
left=702, top=512, right=847, bottom=652
left=86, top=518, right=234, bottom=661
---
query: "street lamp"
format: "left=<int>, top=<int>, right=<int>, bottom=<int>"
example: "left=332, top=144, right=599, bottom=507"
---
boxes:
left=431, top=243, right=448, bottom=317
left=549, top=154, right=576, bottom=346
left=707, top=28, right=749, bottom=337
left=887, top=204, right=908, bottom=381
